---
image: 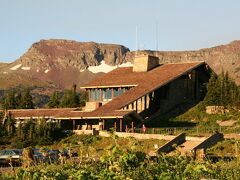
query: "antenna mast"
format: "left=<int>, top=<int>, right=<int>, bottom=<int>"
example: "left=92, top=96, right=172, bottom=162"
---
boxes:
left=156, top=21, right=158, bottom=51
left=135, top=26, right=138, bottom=56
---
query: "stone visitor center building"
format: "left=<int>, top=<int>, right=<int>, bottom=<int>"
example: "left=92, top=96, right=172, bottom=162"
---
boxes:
left=6, top=55, right=210, bottom=132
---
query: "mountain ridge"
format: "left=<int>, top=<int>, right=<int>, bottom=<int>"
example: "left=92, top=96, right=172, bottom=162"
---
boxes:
left=1, top=39, right=240, bottom=93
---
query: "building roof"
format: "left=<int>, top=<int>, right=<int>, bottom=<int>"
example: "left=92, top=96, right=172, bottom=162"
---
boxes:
left=83, top=61, right=205, bottom=116
left=81, top=62, right=204, bottom=89
left=6, top=61, right=205, bottom=120
left=7, top=108, right=76, bottom=119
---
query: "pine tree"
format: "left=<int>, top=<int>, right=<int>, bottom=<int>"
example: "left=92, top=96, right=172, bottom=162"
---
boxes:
left=204, top=71, right=240, bottom=107
left=2, top=90, right=17, bottom=110
left=5, top=114, right=15, bottom=136
left=0, top=112, right=5, bottom=137
left=60, top=84, right=80, bottom=108
left=21, top=88, right=34, bottom=109
left=17, top=122, right=23, bottom=139
left=48, top=91, right=60, bottom=108
left=15, top=92, right=23, bottom=109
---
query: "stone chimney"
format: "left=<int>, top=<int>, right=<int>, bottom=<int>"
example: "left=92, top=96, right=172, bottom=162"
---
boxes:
left=133, top=54, right=159, bottom=72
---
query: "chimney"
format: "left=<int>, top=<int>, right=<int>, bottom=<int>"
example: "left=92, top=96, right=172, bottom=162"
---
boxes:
left=133, top=54, right=159, bottom=72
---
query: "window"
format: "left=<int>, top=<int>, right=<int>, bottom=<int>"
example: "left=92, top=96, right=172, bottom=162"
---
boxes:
left=113, top=88, right=119, bottom=97
left=118, top=88, right=124, bottom=96
left=102, top=89, right=106, bottom=99
left=90, top=89, right=96, bottom=100
left=90, top=89, right=101, bottom=101
left=104, top=89, right=112, bottom=99
left=95, top=89, right=101, bottom=100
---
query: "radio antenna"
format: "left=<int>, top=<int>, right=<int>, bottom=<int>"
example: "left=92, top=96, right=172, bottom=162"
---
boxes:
left=156, top=21, right=158, bottom=52
left=135, top=25, right=138, bottom=56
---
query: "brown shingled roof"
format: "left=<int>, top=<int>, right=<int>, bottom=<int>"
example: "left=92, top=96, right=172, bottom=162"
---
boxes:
left=8, top=108, right=76, bottom=119
left=7, top=108, right=133, bottom=120
left=84, top=62, right=205, bottom=116
left=54, top=109, right=133, bottom=119
left=81, top=67, right=145, bottom=88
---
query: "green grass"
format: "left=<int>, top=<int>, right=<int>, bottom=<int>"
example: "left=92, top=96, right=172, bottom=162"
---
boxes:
left=172, top=102, right=240, bottom=129
left=206, top=139, right=240, bottom=157
left=47, top=134, right=166, bottom=158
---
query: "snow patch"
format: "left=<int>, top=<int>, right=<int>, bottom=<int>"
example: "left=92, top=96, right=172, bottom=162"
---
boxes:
left=88, top=61, right=133, bottom=74
left=44, top=69, right=50, bottom=73
left=88, top=61, right=115, bottom=73
left=21, top=67, right=31, bottom=70
left=10, top=64, right=22, bottom=70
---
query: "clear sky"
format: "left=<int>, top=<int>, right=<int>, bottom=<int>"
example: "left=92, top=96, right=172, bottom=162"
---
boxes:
left=1, top=0, right=240, bottom=62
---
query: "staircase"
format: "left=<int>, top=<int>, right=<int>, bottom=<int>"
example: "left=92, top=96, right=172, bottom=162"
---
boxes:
left=176, top=140, right=203, bottom=156
left=157, top=132, right=223, bottom=157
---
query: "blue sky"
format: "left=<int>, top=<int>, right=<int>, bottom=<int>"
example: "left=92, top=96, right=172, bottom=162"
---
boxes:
left=1, top=0, right=240, bottom=62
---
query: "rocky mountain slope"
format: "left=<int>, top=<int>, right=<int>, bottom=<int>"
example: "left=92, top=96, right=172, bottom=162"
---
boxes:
left=1, top=39, right=240, bottom=94
left=0, top=39, right=130, bottom=91
left=127, top=40, right=240, bottom=82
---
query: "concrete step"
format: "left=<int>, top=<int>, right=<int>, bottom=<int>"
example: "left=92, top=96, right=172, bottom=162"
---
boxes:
left=167, top=132, right=224, bottom=157
left=177, top=140, right=203, bottom=156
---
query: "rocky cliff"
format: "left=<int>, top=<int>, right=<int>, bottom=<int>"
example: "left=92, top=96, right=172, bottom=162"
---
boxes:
left=14, top=39, right=129, bottom=71
left=127, top=40, right=240, bottom=83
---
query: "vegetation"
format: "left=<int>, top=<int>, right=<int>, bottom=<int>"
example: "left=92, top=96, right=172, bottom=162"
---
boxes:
left=1, top=88, right=34, bottom=110
left=204, top=72, right=240, bottom=107
left=0, top=84, right=87, bottom=109
left=47, top=84, right=87, bottom=108
left=206, top=139, right=240, bottom=157
left=47, top=91, right=61, bottom=108
left=1, top=134, right=240, bottom=179
left=0, top=114, right=66, bottom=149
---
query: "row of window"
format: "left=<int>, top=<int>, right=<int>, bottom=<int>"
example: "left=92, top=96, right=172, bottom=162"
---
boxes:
left=90, top=87, right=128, bottom=101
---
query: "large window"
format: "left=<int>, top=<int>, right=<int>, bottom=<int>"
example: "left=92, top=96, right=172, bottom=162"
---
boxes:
left=104, top=89, right=112, bottom=99
left=118, top=88, right=124, bottom=96
left=90, top=89, right=101, bottom=101
left=113, top=88, right=119, bottom=97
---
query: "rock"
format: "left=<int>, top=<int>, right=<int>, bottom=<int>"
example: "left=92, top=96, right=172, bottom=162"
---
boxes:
left=206, top=106, right=227, bottom=114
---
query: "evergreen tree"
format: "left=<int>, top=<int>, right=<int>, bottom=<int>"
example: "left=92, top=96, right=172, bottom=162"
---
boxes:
left=17, top=122, right=23, bottom=139
left=47, top=91, right=60, bottom=108
left=21, top=88, right=34, bottom=109
left=15, top=92, right=23, bottom=109
left=2, top=90, right=17, bottom=110
left=4, top=114, right=15, bottom=136
left=60, top=84, right=80, bottom=108
left=0, top=112, right=5, bottom=137
left=204, top=71, right=240, bottom=106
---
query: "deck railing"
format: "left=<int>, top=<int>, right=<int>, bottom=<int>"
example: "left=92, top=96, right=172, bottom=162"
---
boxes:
left=133, top=126, right=240, bottom=136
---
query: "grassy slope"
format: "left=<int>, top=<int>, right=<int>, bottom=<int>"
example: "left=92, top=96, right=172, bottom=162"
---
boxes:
left=47, top=134, right=167, bottom=157
left=170, top=102, right=240, bottom=128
